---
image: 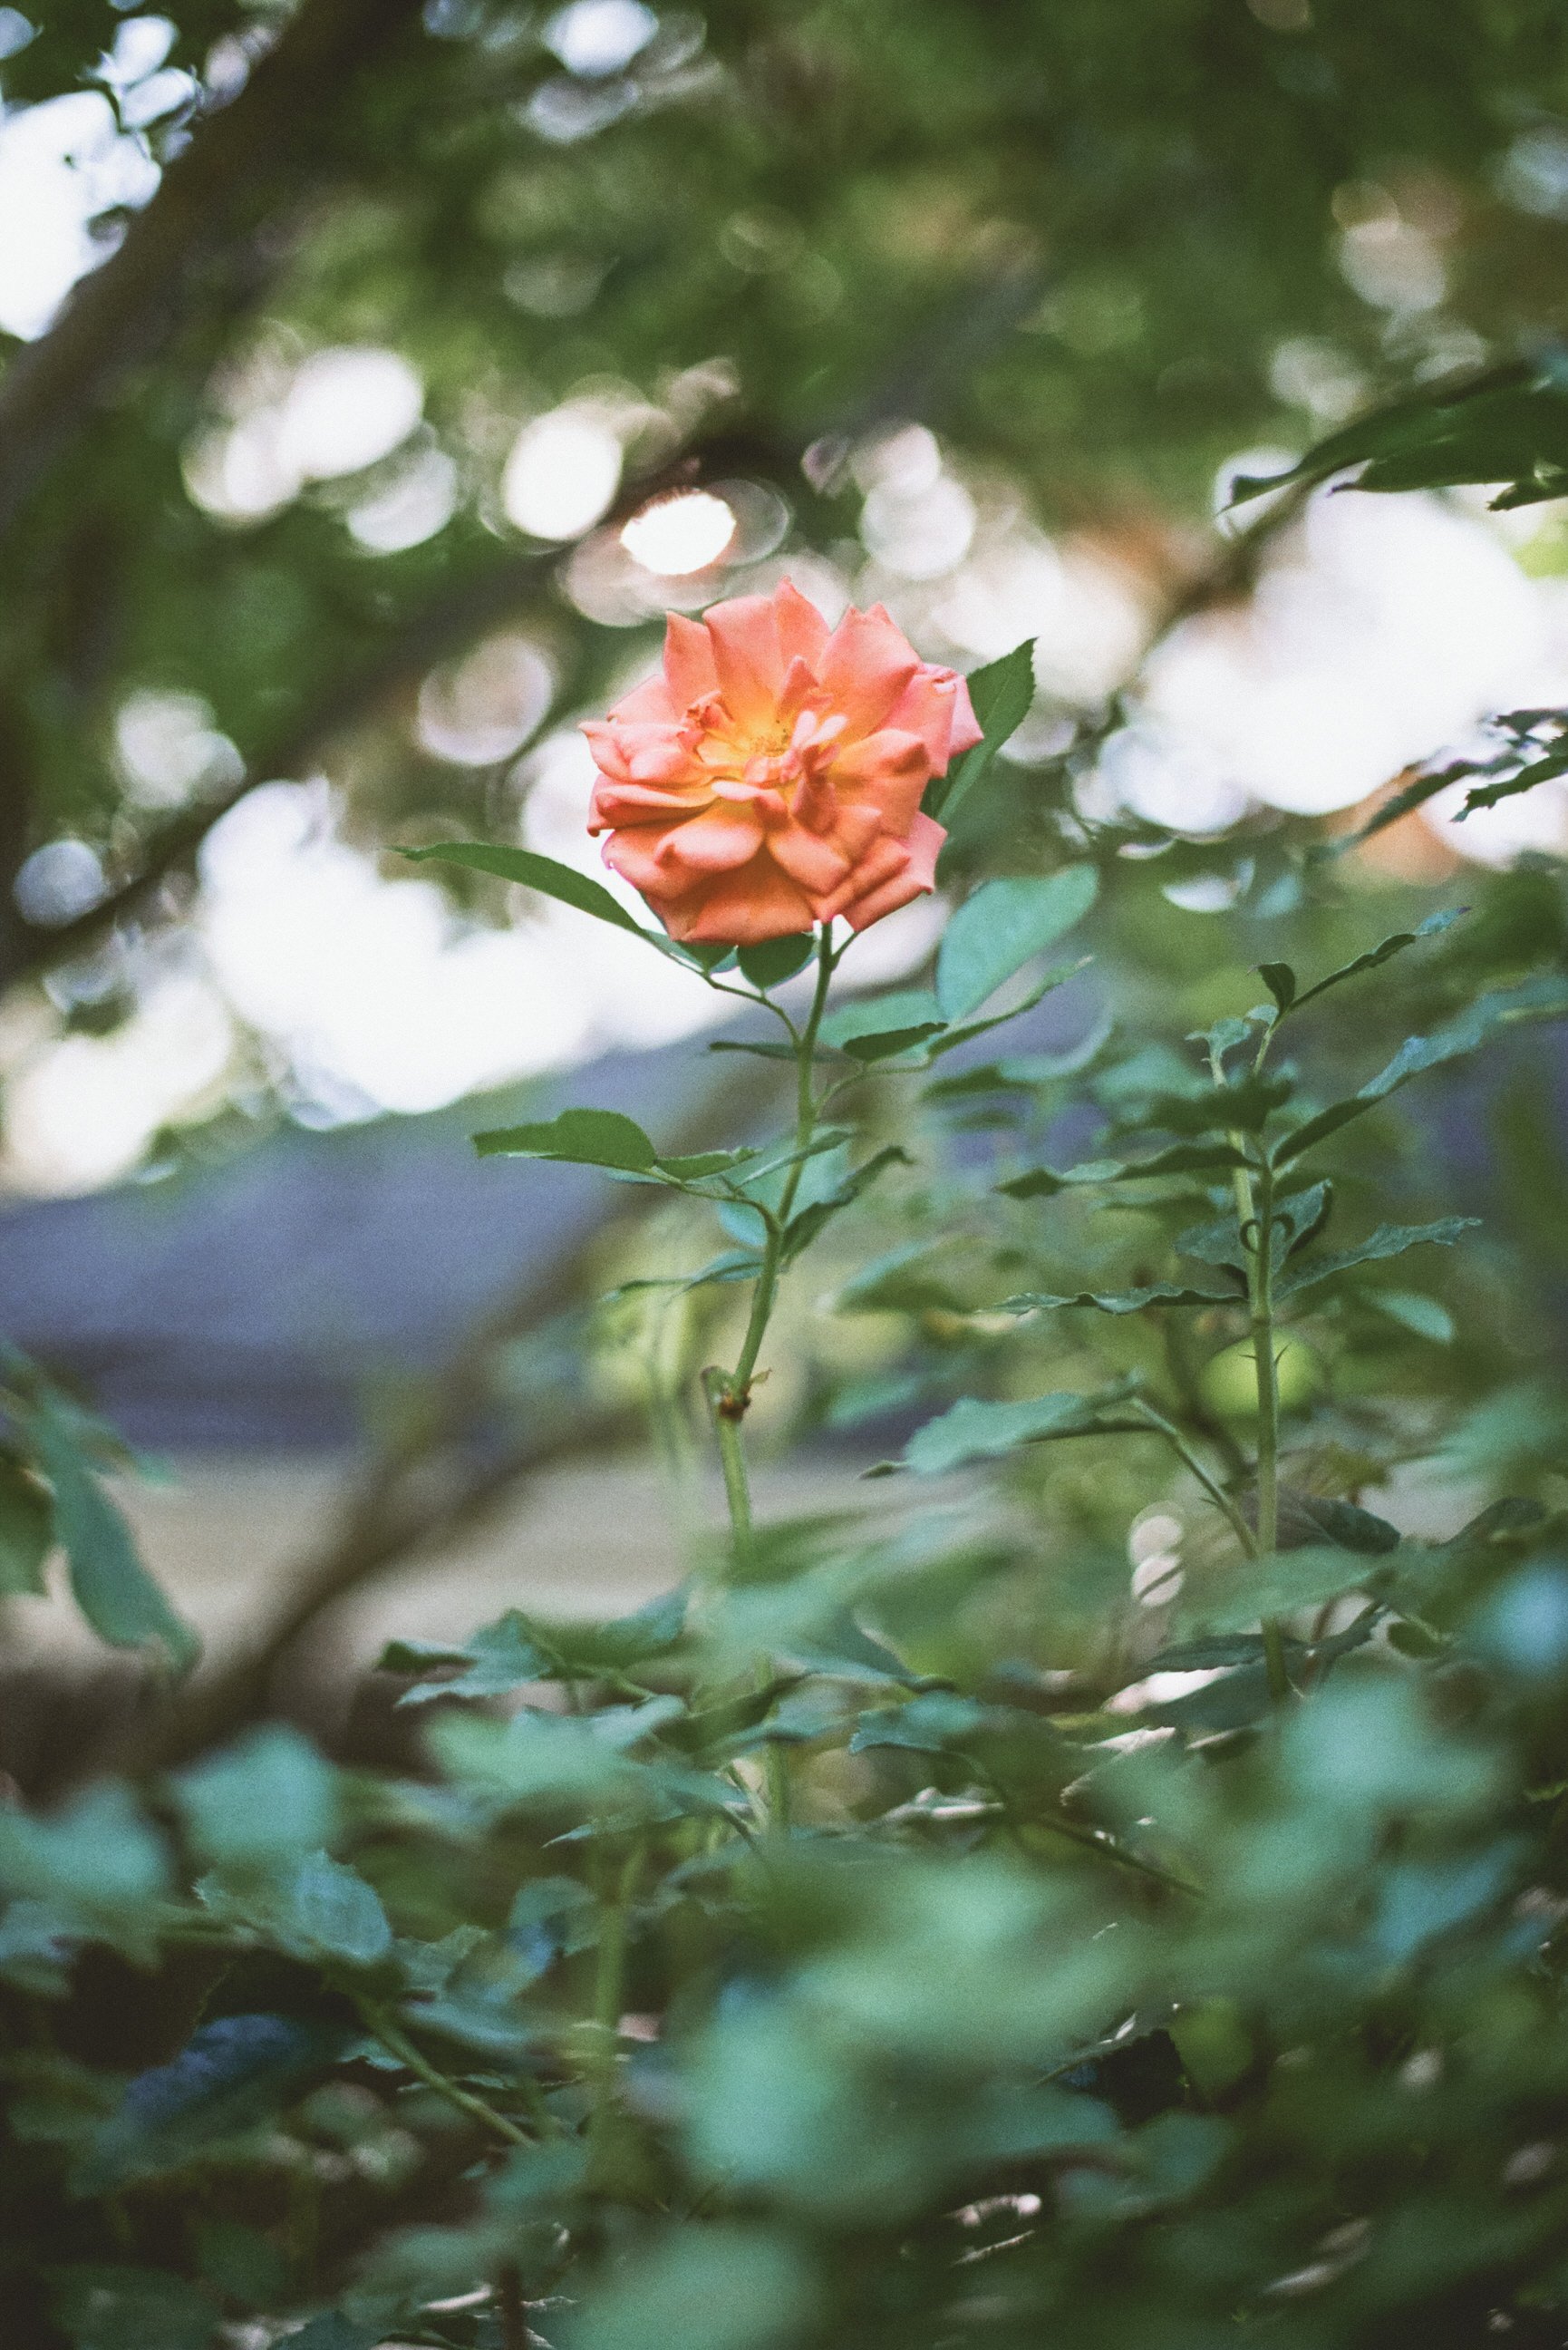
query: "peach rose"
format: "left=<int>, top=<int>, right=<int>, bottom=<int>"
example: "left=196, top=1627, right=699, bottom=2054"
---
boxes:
left=582, top=579, right=982, bottom=945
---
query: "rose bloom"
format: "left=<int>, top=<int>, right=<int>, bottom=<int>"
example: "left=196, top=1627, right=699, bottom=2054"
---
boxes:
left=583, top=579, right=982, bottom=944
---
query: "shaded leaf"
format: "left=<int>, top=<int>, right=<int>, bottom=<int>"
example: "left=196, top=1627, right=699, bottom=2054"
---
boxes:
left=1229, top=360, right=1568, bottom=510
left=1274, top=974, right=1568, bottom=1165
left=738, top=933, right=815, bottom=988
left=474, top=1106, right=658, bottom=1172
left=1279, top=906, right=1466, bottom=1013
left=1001, top=1141, right=1248, bottom=1197
left=79, top=2014, right=349, bottom=2190
left=902, top=1382, right=1142, bottom=1475
left=401, top=842, right=653, bottom=938
left=1185, top=1545, right=1395, bottom=1632
left=0, top=1448, right=53, bottom=1597
left=782, top=1144, right=912, bottom=1262
left=1134, top=1074, right=1292, bottom=1137
left=1001, top=1281, right=1239, bottom=1316
left=819, top=987, right=947, bottom=1059
left=1278, top=1216, right=1480, bottom=1296
left=30, top=1409, right=198, bottom=1672
left=49, top=2266, right=220, bottom=2350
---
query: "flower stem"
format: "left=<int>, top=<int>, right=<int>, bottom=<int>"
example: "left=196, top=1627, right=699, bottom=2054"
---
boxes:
left=359, top=2002, right=534, bottom=2147
left=1209, top=1032, right=1289, bottom=1706
left=586, top=1838, right=644, bottom=2178
left=700, top=926, right=838, bottom=1828
left=1248, top=1157, right=1290, bottom=1704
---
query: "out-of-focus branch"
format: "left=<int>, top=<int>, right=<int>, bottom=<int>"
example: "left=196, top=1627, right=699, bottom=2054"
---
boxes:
left=0, top=0, right=426, bottom=544
left=95, top=1051, right=787, bottom=1781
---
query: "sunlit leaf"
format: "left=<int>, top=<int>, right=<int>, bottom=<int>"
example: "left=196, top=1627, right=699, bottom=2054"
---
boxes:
left=935, top=865, right=1098, bottom=1022
left=924, top=638, right=1037, bottom=826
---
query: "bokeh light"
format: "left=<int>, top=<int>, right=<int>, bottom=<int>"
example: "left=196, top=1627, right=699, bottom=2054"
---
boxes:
left=502, top=406, right=624, bottom=539
left=620, top=490, right=736, bottom=575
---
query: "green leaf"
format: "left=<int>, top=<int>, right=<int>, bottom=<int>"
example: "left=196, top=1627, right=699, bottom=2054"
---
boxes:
left=738, top=933, right=815, bottom=988
left=1273, top=974, right=1568, bottom=1165
left=474, top=1106, right=659, bottom=1171
left=0, top=1448, right=53, bottom=1597
left=1185, top=1545, right=1396, bottom=1632
left=266, top=2315, right=382, bottom=2350
left=1257, top=961, right=1296, bottom=1015
left=848, top=1693, right=992, bottom=1753
left=1000, top=1141, right=1248, bottom=1197
left=1274, top=907, right=1466, bottom=1017
left=568, top=2224, right=822, bottom=2350
left=781, top=1144, right=912, bottom=1262
left=401, top=842, right=653, bottom=938
left=49, top=2266, right=221, bottom=2350
left=395, top=1588, right=689, bottom=1704
left=935, top=865, right=1098, bottom=1022
left=1274, top=1490, right=1401, bottom=1554
left=172, top=1726, right=337, bottom=1871
left=1277, top=1216, right=1480, bottom=1297
left=1135, top=1073, right=1292, bottom=1137
left=79, top=2013, right=349, bottom=2190
left=1370, top=1289, right=1456, bottom=1343
left=276, top=1851, right=392, bottom=1966
left=0, top=1785, right=171, bottom=1946
left=1228, top=360, right=1568, bottom=512
left=819, top=987, right=947, bottom=1058
left=902, top=1382, right=1142, bottom=1475
left=29, top=1409, right=198, bottom=1672
left=926, top=639, right=1038, bottom=829
left=1001, top=1280, right=1239, bottom=1316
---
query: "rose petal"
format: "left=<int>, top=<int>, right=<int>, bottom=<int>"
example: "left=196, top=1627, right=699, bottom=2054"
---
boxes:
left=669, top=858, right=816, bottom=943
left=606, top=673, right=679, bottom=726
left=884, top=665, right=982, bottom=769
left=703, top=594, right=786, bottom=728
left=655, top=806, right=765, bottom=875
left=775, top=578, right=831, bottom=674
left=663, top=611, right=720, bottom=709
left=818, top=603, right=921, bottom=736
left=769, top=822, right=853, bottom=895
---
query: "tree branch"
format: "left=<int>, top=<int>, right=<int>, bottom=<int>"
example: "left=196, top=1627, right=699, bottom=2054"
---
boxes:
left=0, top=0, right=427, bottom=544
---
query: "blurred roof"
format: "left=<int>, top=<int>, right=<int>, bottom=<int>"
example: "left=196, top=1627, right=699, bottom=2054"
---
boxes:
left=0, top=1034, right=725, bottom=1450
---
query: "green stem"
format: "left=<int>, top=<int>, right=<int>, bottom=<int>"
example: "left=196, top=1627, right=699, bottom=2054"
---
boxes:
left=725, top=926, right=837, bottom=1403
left=1249, top=1159, right=1289, bottom=1705
left=586, top=1840, right=644, bottom=2171
left=360, top=2003, right=533, bottom=2147
left=702, top=926, right=837, bottom=1829
left=1210, top=1033, right=1289, bottom=1706
left=1129, top=1400, right=1256, bottom=1560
